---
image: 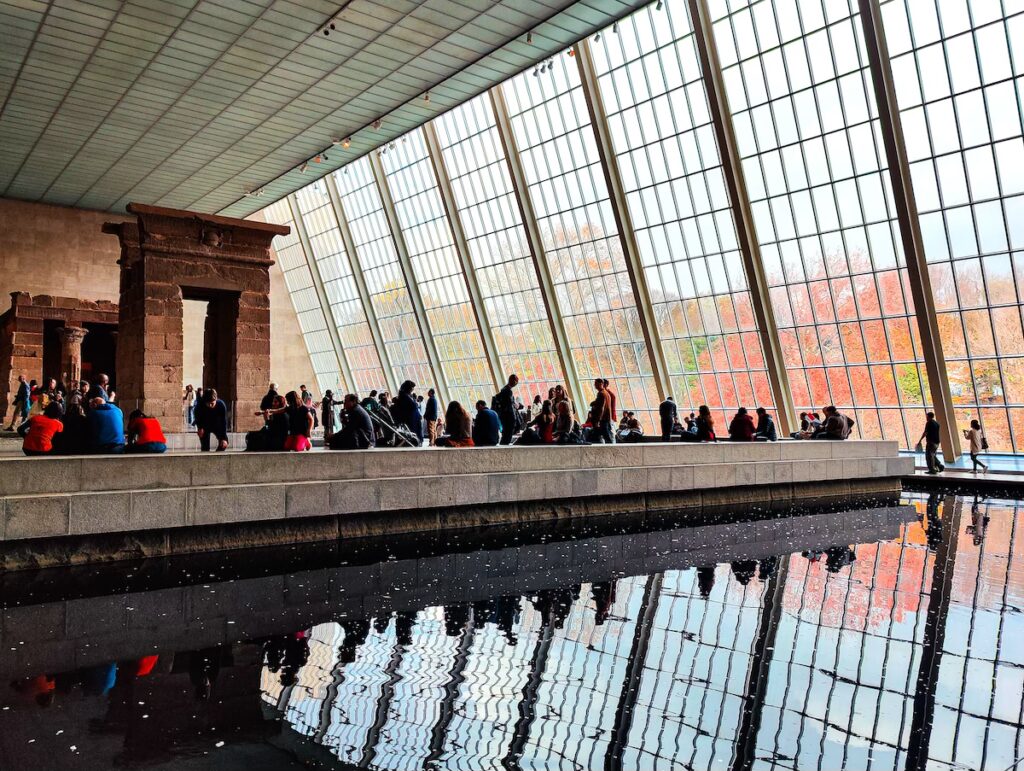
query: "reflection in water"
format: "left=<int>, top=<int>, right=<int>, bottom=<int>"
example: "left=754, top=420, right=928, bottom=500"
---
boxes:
left=2, top=494, right=1022, bottom=770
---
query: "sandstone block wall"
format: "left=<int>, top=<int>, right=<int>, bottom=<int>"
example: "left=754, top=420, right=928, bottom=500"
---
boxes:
left=0, top=197, right=315, bottom=409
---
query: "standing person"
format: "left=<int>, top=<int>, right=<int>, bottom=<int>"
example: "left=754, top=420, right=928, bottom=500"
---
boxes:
left=196, top=388, right=229, bottom=452
left=260, top=383, right=279, bottom=412
left=391, top=380, right=424, bottom=444
left=494, top=374, right=521, bottom=445
left=87, top=397, right=125, bottom=454
left=587, top=378, right=614, bottom=444
left=659, top=396, right=678, bottom=441
left=962, top=419, right=988, bottom=473
left=300, top=386, right=318, bottom=430
left=283, top=390, right=314, bottom=451
left=472, top=400, right=501, bottom=447
left=5, top=374, right=31, bottom=430
left=126, top=410, right=168, bottom=453
left=320, top=390, right=337, bottom=443
left=918, top=411, right=945, bottom=474
left=603, top=379, right=618, bottom=427
left=183, top=384, right=196, bottom=426
left=17, top=402, right=64, bottom=456
left=754, top=407, right=777, bottom=441
left=423, top=388, right=440, bottom=446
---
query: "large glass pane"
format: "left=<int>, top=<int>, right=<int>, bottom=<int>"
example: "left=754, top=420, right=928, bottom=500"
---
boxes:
left=502, top=54, right=660, bottom=429
left=434, top=94, right=566, bottom=405
left=712, top=0, right=930, bottom=446
left=261, top=199, right=342, bottom=395
left=593, top=2, right=776, bottom=430
left=883, top=0, right=1024, bottom=451
left=293, top=181, right=388, bottom=394
left=380, top=128, right=496, bottom=407
left=333, top=158, right=438, bottom=395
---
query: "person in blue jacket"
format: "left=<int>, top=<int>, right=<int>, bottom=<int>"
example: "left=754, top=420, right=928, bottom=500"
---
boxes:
left=87, top=397, right=125, bottom=454
left=472, top=400, right=501, bottom=447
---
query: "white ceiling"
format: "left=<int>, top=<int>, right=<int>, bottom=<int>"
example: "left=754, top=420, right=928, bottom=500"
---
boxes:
left=0, top=0, right=646, bottom=217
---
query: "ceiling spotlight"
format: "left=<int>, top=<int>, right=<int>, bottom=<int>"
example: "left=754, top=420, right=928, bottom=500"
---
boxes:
left=533, top=65, right=540, bottom=76
left=389, top=142, right=396, bottom=150
left=594, top=31, right=601, bottom=42
left=314, top=154, right=323, bottom=163
left=373, top=119, right=382, bottom=130
left=527, top=30, right=534, bottom=44
left=330, top=22, right=335, bottom=30
left=656, top=0, right=663, bottom=8
left=300, top=162, right=309, bottom=173
left=568, top=49, right=576, bottom=57
left=548, top=59, right=555, bottom=74
left=342, top=137, right=351, bottom=148
left=424, top=92, right=430, bottom=103
left=323, top=29, right=329, bottom=35
left=613, top=21, right=619, bottom=33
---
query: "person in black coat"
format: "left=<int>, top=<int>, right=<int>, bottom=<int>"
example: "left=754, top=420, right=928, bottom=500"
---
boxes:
left=390, top=381, right=423, bottom=443
left=195, top=388, right=229, bottom=451
left=659, top=396, right=678, bottom=441
left=330, top=394, right=376, bottom=450
left=259, top=383, right=278, bottom=411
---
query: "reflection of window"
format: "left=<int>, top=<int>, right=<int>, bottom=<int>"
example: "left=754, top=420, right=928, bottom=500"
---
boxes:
left=262, top=199, right=341, bottom=394
left=434, top=94, right=565, bottom=402
left=884, top=0, right=1024, bottom=451
left=332, top=159, right=438, bottom=394
left=592, top=2, right=774, bottom=429
left=503, top=55, right=660, bottom=429
left=712, top=0, right=930, bottom=447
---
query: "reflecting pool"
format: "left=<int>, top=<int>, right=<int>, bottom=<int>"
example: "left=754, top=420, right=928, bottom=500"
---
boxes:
left=1, top=492, right=1021, bottom=770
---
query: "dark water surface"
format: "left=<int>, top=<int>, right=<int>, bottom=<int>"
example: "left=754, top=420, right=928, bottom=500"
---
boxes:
left=1, top=492, right=1021, bottom=770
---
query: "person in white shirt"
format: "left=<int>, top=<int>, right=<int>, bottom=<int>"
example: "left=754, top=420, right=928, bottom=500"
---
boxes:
left=962, top=419, right=988, bottom=472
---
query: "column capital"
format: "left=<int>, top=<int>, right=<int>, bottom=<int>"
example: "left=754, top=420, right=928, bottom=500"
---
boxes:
left=57, top=326, right=89, bottom=345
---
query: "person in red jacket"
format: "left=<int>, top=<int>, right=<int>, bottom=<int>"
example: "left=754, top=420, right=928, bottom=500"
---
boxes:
left=126, top=410, right=167, bottom=453
left=728, top=407, right=756, bottom=442
left=18, top=402, right=63, bottom=455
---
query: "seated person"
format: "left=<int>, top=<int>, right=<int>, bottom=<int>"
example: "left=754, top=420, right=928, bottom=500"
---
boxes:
left=813, top=406, right=854, bottom=440
left=435, top=401, right=474, bottom=447
left=728, top=407, right=756, bottom=441
left=515, top=400, right=555, bottom=446
left=472, top=400, right=501, bottom=447
left=283, top=390, right=314, bottom=451
left=754, top=407, right=777, bottom=441
left=52, top=403, right=91, bottom=455
left=87, top=397, right=125, bottom=454
left=247, top=395, right=290, bottom=451
left=681, top=405, right=716, bottom=442
left=126, top=410, right=167, bottom=453
left=553, top=400, right=584, bottom=444
left=18, top=402, right=64, bottom=456
left=615, top=411, right=644, bottom=443
left=330, top=394, right=376, bottom=450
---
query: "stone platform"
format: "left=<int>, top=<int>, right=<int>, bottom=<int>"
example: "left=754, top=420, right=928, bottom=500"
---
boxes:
left=0, top=440, right=910, bottom=570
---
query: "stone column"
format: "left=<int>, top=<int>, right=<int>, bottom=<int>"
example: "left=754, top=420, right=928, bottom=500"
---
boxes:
left=57, top=326, right=88, bottom=389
